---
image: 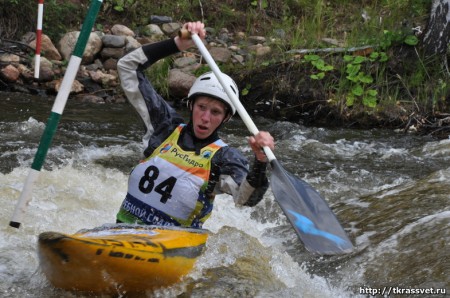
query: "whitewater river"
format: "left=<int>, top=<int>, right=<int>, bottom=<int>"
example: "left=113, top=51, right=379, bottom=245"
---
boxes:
left=0, top=91, right=448, bottom=297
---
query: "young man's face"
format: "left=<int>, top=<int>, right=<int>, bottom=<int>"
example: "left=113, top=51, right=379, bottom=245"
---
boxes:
left=191, top=96, right=228, bottom=139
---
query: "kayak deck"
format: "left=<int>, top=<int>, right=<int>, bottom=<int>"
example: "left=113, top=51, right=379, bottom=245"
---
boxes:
left=38, top=224, right=209, bottom=293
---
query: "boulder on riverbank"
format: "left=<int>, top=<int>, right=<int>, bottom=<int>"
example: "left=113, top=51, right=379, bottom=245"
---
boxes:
left=1, top=16, right=450, bottom=139
left=0, top=18, right=271, bottom=106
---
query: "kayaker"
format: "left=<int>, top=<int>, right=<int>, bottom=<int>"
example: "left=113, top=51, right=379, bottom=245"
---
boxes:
left=116, top=21, right=275, bottom=228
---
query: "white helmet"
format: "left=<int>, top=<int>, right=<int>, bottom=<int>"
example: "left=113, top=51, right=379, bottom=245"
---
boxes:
left=188, top=71, right=238, bottom=115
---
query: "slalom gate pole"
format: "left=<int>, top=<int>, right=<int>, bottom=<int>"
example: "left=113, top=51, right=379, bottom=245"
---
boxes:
left=34, top=0, right=44, bottom=79
left=9, top=0, right=103, bottom=229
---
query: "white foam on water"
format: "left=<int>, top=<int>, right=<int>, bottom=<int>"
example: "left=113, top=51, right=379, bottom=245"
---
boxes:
left=196, top=194, right=353, bottom=297
left=377, top=210, right=450, bottom=253
left=1, top=162, right=128, bottom=296
left=2, top=103, right=449, bottom=297
left=1, top=161, right=352, bottom=297
left=422, top=138, right=450, bottom=158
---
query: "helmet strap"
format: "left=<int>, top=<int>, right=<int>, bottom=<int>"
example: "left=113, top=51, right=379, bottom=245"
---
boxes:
left=223, top=113, right=232, bottom=123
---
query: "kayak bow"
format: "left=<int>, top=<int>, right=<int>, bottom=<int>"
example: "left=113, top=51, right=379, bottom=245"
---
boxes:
left=38, top=224, right=208, bottom=293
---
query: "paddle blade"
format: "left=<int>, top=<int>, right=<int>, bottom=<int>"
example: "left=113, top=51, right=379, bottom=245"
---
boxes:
left=270, top=160, right=353, bottom=255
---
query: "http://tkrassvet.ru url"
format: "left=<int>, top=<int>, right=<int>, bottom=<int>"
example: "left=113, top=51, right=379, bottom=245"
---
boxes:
left=359, top=286, right=447, bottom=296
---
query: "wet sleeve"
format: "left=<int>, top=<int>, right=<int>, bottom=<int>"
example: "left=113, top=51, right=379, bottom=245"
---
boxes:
left=117, top=39, right=184, bottom=151
left=240, top=158, right=269, bottom=207
left=217, top=148, right=269, bottom=207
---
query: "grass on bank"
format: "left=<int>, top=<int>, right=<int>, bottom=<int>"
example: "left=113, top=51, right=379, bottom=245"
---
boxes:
left=2, top=0, right=449, bottom=118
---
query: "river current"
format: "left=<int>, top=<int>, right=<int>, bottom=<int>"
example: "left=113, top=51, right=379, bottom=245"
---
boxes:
left=0, top=91, right=448, bottom=297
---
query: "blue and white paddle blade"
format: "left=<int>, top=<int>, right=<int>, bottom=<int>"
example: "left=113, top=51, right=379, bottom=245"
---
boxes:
left=270, top=160, right=354, bottom=255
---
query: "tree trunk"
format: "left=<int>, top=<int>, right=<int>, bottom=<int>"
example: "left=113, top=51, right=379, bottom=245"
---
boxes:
left=422, top=0, right=450, bottom=56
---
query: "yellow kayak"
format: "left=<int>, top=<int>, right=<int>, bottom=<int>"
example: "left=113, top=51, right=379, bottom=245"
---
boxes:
left=37, top=224, right=209, bottom=293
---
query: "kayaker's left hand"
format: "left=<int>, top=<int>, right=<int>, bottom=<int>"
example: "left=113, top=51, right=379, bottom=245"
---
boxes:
left=248, top=131, right=274, bottom=162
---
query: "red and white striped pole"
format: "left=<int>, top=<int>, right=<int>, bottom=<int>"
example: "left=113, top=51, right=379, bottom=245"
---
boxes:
left=10, top=0, right=103, bottom=229
left=34, top=0, right=44, bottom=79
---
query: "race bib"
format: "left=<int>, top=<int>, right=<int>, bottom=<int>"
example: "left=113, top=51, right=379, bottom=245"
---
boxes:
left=127, top=157, right=202, bottom=220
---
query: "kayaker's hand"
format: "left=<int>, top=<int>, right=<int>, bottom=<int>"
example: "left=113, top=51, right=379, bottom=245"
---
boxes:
left=248, top=131, right=274, bottom=162
left=174, top=21, right=206, bottom=51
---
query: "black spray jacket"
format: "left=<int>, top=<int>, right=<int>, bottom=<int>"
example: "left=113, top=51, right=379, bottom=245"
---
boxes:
left=117, top=38, right=268, bottom=224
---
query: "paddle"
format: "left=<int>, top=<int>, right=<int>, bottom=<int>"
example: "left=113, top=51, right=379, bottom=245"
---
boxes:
left=181, top=30, right=354, bottom=255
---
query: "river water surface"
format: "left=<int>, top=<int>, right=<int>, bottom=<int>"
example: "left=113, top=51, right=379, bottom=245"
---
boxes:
left=0, top=91, right=448, bottom=297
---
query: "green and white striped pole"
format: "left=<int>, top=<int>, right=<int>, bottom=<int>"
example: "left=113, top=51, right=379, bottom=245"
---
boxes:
left=9, top=0, right=103, bottom=229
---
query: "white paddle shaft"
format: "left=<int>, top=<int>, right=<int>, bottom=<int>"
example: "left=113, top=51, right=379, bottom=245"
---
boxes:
left=190, top=33, right=276, bottom=162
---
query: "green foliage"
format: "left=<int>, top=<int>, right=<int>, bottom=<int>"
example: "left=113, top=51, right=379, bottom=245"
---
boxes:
left=300, top=49, right=391, bottom=110
left=294, top=47, right=385, bottom=110
left=145, top=59, right=172, bottom=99
left=380, top=29, right=420, bottom=50
left=242, top=83, right=252, bottom=96
left=44, top=0, right=86, bottom=40
left=108, top=0, right=136, bottom=12
left=410, top=69, right=425, bottom=87
left=193, top=65, right=213, bottom=77
left=251, top=0, right=268, bottom=9
left=1, top=0, right=85, bottom=40
left=342, top=52, right=387, bottom=109
left=3, top=0, right=443, bottom=117
left=303, top=54, right=334, bottom=80
left=404, top=35, right=419, bottom=46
